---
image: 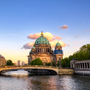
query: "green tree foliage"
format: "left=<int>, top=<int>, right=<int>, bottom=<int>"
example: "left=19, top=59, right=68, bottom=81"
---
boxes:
left=73, top=44, right=90, bottom=60
left=7, top=60, right=14, bottom=65
left=52, top=61, right=56, bottom=66
left=61, top=58, right=71, bottom=67
left=30, top=58, right=43, bottom=65
left=60, top=44, right=90, bottom=67
left=57, top=58, right=71, bottom=67
left=45, top=63, right=51, bottom=66
left=45, top=61, right=56, bottom=66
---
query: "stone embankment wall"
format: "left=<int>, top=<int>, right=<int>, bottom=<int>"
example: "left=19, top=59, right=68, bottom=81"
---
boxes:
left=58, top=69, right=74, bottom=75
left=75, top=69, right=90, bottom=75
left=70, top=60, right=90, bottom=75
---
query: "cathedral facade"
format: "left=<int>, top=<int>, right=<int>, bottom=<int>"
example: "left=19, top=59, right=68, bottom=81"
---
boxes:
left=28, top=32, right=63, bottom=65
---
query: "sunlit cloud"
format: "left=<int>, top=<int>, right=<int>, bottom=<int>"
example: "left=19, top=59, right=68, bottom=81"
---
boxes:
left=82, top=22, right=84, bottom=24
left=27, top=32, right=62, bottom=41
left=58, top=25, right=69, bottom=29
left=50, top=41, right=67, bottom=48
left=75, top=36, right=80, bottom=38
left=22, top=42, right=34, bottom=49
left=27, top=33, right=40, bottom=39
left=83, top=28, right=90, bottom=32
left=67, top=45, right=70, bottom=47
left=23, top=32, right=66, bottom=49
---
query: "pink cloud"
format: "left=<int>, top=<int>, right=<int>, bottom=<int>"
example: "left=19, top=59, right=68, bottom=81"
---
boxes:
left=27, top=32, right=62, bottom=41
left=53, top=35, right=62, bottom=40
left=67, top=45, right=70, bottom=47
left=27, top=33, right=40, bottom=39
left=50, top=41, right=67, bottom=48
left=22, top=42, right=34, bottom=49
left=58, top=27, right=60, bottom=29
left=75, top=36, right=80, bottom=38
left=23, top=32, right=66, bottom=49
left=58, top=25, right=69, bottom=29
left=61, top=25, right=68, bottom=29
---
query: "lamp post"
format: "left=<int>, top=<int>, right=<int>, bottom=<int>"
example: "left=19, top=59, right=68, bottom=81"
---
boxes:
left=51, top=58, right=52, bottom=66
left=59, top=57, right=61, bottom=69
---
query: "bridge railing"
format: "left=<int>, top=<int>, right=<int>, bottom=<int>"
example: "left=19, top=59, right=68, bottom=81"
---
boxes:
left=0, top=65, right=58, bottom=69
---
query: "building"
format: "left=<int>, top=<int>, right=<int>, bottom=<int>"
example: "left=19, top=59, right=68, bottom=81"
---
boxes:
left=18, top=60, right=20, bottom=66
left=28, top=32, right=63, bottom=65
left=0, top=54, right=6, bottom=66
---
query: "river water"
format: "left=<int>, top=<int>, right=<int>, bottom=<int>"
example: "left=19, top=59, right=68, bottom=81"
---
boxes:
left=0, top=70, right=90, bottom=90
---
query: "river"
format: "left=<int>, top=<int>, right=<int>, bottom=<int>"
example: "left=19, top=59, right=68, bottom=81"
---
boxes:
left=0, top=70, right=90, bottom=90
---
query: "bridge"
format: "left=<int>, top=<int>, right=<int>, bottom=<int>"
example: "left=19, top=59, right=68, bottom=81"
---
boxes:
left=0, top=65, right=59, bottom=75
left=0, top=65, right=74, bottom=75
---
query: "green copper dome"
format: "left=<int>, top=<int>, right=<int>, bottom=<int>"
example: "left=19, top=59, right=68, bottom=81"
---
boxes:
left=34, top=36, right=50, bottom=45
left=32, top=46, right=35, bottom=49
left=56, top=42, right=61, bottom=46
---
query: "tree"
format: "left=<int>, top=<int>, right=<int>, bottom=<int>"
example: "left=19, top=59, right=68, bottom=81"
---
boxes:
left=45, top=63, right=51, bottom=66
left=52, top=61, right=56, bottom=66
left=73, top=44, right=90, bottom=60
left=30, top=58, right=43, bottom=65
left=57, top=44, right=90, bottom=68
left=7, top=60, right=14, bottom=65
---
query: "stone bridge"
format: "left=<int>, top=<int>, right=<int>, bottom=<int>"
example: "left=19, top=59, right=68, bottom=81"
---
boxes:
left=0, top=65, right=59, bottom=75
left=0, top=65, right=74, bottom=75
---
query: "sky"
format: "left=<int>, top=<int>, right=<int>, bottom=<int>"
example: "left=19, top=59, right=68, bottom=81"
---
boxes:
left=0, top=0, right=90, bottom=64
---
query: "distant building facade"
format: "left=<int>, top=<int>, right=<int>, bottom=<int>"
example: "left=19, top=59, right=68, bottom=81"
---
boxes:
left=28, top=32, right=63, bottom=65
left=0, top=54, right=6, bottom=66
left=18, top=60, right=20, bottom=66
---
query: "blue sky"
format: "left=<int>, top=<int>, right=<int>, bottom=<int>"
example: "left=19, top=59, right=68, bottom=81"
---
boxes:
left=0, top=0, right=90, bottom=63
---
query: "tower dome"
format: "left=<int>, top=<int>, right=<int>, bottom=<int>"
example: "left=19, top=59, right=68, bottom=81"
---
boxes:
left=32, top=46, right=35, bottom=49
left=34, top=32, right=50, bottom=45
left=55, top=42, right=61, bottom=46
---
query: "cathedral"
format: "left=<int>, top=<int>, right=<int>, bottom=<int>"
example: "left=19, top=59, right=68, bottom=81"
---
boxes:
left=28, top=32, right=63, bottom=65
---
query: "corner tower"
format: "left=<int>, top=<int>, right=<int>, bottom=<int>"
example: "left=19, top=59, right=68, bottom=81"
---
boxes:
left=53, top=42, right=63, bottom=64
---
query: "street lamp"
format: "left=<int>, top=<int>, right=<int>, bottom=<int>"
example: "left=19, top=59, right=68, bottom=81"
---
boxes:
left=59, top=57, right=61, bottom=69
left=51, top=58, right=52, bottom=66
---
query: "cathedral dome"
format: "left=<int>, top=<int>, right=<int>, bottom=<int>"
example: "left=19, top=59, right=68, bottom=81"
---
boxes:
left=34, top=32, right=50, bottom=45
left=55, top=42, right=61, bottom=46
left=32, top=46, right=35, bottom=49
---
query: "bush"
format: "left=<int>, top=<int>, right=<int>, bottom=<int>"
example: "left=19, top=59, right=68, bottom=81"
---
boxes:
left=30, top=58, right=43, bottom=65
left=6, top=60, right=14, bottom=65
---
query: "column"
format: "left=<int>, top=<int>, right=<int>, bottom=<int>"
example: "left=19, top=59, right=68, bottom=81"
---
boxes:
left=89, top=63, right=90, bottom=68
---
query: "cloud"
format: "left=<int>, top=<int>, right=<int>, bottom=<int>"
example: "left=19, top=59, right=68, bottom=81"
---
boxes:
left=50, top=41, right=67, bottom=48
left=58, top=25, right=69, bottom=29
left=75, top=36, right=80, bottom=38
left=67, top=45, right=70, bottom=47
left=53, top=35, right=62, bottom=40
left=87, top=28, right=90, bottom=30
left=58, top=27, right=60, bottom=29
left=27, top=32, right=62, bottom=41
left=27, top=33, right=40, bottom=39
left=23, top=32, right=66, bottom=49
left=22, top=42, right=34, bottom=49
left=83, top=28, right=90, bottom=32
left=82, top=22, right=84, bottom=24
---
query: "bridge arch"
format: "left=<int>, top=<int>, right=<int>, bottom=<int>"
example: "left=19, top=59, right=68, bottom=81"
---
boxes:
left=0, top=66, right=58, bottom=75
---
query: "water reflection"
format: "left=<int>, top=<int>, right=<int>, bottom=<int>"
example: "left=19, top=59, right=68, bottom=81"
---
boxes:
left=0, top=70, right=90, bottom=90
left=2, top=69, right=29, bottom=76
